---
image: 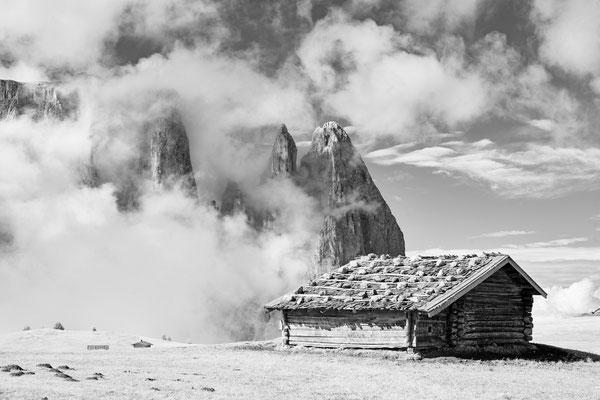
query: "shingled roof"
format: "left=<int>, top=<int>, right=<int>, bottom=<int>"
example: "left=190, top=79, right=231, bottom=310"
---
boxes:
left=265, top=253, right=546, bottom=317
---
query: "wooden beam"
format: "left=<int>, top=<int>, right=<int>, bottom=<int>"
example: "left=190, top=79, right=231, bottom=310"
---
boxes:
left=407, top=311, right=416, bottom=350
left=287, top=341, right=406, bottom=349
left=461, top=332, right=525, bottom=339
left=281, top=311, right=289, bottom=346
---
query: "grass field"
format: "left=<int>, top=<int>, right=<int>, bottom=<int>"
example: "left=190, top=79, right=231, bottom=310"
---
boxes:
left=0, top=317, right=599, bottom=400
left=533, top=315, right=600, bottom=354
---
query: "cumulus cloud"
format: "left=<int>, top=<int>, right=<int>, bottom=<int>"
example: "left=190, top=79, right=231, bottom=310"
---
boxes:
left=0, top=62, right=48, bottom=82
left=295, top=16, right=588, bottom=143
left=0, top=110, right=319, bottom=342
left=469, top=32, right=586, bottom=140
left=297, top=11, right=487, bottom=137
left=534, top=279, right=600, bottom=317
left=0, top=188, right=315, bottom=342
left=72, top=41, right=316, bottom=191
left=0, top=0, right=127, bottom=70
left=0, top=1, right=319, bottom=341
left=531, top=0, right=600, bottom=77
left=0, top=0, right=225, bottom=74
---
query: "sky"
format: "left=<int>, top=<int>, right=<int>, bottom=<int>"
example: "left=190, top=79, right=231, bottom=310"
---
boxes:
left=0, top=0, right=599, bottom=339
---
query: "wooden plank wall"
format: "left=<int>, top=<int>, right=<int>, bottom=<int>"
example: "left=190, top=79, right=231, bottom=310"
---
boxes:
left=447, top=266, right=533, bottom=347
left=284, top=310, right=409, bottom=348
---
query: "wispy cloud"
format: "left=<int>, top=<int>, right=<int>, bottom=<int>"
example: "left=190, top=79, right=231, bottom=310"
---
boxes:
left=527, top=119, right=556, bottom=132
left=410, top=237, right=598, bottom=264
left=366, top=140, right=600, bottom=198
left=469, top=230, right=536, bottom=239
left=505, top=237, right=589, bottom=248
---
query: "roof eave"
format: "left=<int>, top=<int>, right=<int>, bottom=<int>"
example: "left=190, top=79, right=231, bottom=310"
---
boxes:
left=504, top=255, right=547, bottom=298
left=264, top=289, right=297, bottom=312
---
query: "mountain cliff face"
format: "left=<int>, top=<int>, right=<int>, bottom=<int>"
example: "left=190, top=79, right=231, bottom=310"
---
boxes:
left=1, top=77, right=403, bottom=271
left=0, top=79, right=198, bottom=210
left=114, top=108, right=198, bottom=210
left=0, top=79, right=74, bottom=120
left=298, top=122, right=405, bottom=274
left=220, top=121, right=405, bottom=274
left=147, top=110, right=197, bottom=197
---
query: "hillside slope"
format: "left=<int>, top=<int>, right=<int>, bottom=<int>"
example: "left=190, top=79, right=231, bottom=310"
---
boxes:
left=0, top=329, right=192, bottom=353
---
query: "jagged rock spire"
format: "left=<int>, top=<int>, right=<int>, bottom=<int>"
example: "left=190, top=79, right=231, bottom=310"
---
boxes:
left=299, top=121, right=405, bottom=275
left=269, top=124, right=297, bottom=179
left=113, top=107, right=198, bottom=211
left=148, top=109, right=197, bottom=197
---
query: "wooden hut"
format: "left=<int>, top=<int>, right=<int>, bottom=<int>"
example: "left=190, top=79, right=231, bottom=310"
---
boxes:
left=132, top=340, right=153, bottom=348
left=265, top=254, right=546, bottom=350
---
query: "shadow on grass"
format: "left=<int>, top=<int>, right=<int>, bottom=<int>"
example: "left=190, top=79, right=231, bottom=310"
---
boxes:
left=224, top=340, right=600, bottom=363
left=421, top=343, right=600, bottom=362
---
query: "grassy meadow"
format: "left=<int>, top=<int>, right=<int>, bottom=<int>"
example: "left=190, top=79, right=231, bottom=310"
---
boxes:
left=0, top=317, right=599, bottom=400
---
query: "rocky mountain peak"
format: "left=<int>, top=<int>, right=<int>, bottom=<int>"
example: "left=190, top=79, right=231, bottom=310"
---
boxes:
left=298, top=122, right=405, bottom=275
left=112, top=105, right=198, bottom=211
left=269, top=123, right=297, bottom=179
left=148, top=109, right=197, bottom=197
left=310, top=121, right=351, bottom=155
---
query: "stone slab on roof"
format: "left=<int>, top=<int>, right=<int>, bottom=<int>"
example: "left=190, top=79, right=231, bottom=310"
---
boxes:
left=265, top=253, right=546, bottom=316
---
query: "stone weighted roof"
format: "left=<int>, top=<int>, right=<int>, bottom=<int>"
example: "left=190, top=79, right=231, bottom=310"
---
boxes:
left=265, top=253, right=546, bottom=316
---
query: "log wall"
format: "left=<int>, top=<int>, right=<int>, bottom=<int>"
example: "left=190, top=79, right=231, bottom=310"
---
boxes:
left=447, top=266, right=534, bottom=347
left=280, top=265, right=536, bottom=350
left=284, top=309, right=409, bottom=349
left=413, top=310, right=448, bottom=349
